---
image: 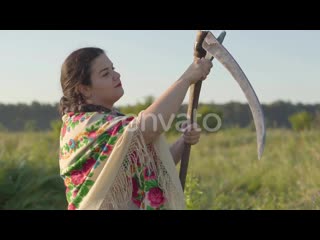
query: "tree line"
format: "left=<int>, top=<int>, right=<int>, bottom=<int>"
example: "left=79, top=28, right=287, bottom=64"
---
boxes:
left=0, top=97, right=319, bottom=132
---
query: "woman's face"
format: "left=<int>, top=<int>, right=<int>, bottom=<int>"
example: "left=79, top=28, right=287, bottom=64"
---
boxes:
left=79, top=53, right=124, bottom=109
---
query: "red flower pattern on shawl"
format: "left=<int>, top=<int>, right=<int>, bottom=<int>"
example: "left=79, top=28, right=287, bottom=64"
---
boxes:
left=147, top=187, right=166, bottom=208
left=61, top=110, right=166, bottom=210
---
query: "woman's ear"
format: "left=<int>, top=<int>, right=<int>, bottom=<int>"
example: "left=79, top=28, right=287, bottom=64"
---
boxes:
left=78, top=84, right=92, bottom=99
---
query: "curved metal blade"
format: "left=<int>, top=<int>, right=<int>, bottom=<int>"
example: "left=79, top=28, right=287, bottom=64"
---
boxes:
left=203, top=31, right=266, bottom=160
left=206, top=31, right=227, bottom=61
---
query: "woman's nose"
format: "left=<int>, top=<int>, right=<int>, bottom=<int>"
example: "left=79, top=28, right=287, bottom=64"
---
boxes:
left=113, top=72, right=120, bottom=81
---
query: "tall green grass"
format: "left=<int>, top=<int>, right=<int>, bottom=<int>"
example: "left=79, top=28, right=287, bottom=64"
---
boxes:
left=1, top=128, right=320, bottom=209
left=0, top=132, right=66, bottom=209
left=170, top=128, right=320, bottom=209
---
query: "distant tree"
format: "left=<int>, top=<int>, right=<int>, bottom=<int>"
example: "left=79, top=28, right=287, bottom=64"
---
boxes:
left=0, top=100, right=319, bottom=132
left=289, top=111, right=313, bottom=131
left=0, top=122, right=8, bottom=132
left=119, top=95, right=155, bottom=116
left=312, top=111, right=320, bottom=129
left=50, top=119, right=62, bottom=139
left=197, top=104, right=223, bottom=133
left=24, top=120, right=38, bottom=132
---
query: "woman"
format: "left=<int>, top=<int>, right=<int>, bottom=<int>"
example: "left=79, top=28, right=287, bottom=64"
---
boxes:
left=59, top=47, right=212, bottom=210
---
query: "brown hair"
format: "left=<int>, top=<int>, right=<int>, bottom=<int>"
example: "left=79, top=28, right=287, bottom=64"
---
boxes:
left=58, top=47, right=105, bottom=116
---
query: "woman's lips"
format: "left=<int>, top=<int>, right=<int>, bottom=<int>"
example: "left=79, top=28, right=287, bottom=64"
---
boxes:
left=115, top=82, right=122, bottom=88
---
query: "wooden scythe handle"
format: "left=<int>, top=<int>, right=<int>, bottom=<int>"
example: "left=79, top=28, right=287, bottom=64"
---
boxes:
left=179, top=30, right=209, bottom=191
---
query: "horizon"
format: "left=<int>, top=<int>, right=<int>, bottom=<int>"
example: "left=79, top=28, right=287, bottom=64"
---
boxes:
left=1, top=98, right=319, bottom=107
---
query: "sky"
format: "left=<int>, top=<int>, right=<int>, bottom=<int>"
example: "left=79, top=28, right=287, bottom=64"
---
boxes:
left=0, top=30, right=319, bottom=107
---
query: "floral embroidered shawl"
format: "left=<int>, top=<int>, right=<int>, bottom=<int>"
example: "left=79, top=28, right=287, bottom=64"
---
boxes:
left=59, top=105, right=185, bottom=210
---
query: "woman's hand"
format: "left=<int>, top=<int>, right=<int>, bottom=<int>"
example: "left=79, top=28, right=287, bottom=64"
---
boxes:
left=180, top=122, right=202, bottom=145
left=181, top=58, right=213, bottom=85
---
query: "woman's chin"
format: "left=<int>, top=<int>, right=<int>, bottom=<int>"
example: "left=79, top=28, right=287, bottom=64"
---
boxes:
left=115, top=89, right=124, bottom=101
left=118, top=87, right=124, bottom=97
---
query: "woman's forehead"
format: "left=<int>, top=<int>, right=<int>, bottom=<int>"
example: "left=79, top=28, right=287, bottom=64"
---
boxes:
left=92, top=54, right=113, bottom=72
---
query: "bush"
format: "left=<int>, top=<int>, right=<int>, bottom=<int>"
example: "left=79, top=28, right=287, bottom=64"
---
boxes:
left=289, top=111, right=313, bottom=131
left=24, top=120, right=38, bottom=132
left=50, top=119, right=62, bottom=139
left=0, top=122, right=8, bottom=132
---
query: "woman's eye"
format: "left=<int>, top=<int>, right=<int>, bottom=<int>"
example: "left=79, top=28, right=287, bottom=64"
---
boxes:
left=103, top=67, right=115, bottom=77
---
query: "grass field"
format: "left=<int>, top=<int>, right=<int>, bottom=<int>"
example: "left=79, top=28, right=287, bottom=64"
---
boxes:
left=1, top=128, right=320, bottom=210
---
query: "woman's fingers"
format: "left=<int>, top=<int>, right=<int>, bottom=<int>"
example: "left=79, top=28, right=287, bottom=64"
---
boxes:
left=183, top=135, right=200, bottom=141
left=181, top=122, right=201, bottom=134
left=182, top=122, right=201, bottom=145
left=183, top=135, right=200, bottom=145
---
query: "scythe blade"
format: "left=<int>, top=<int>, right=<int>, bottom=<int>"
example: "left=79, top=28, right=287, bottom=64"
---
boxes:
left=203, top=31, right=266, bottom=159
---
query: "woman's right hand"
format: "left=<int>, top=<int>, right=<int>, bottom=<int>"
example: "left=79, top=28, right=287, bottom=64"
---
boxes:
left=181, top=58, right=213, bottom=85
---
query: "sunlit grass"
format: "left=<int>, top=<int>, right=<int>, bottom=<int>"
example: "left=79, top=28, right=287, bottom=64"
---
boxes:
left=1, top=128, right=320, bottom=209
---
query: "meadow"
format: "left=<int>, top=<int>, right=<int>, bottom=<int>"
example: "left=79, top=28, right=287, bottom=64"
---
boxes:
left=1, top=128, right=319, bottom=210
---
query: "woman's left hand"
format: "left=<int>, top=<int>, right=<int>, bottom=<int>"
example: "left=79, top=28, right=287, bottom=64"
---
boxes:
left=181, top=122, right=202, bottom=145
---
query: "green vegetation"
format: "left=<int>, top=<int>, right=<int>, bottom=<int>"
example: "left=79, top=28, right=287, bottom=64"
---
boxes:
left=1, top=99, right=320, bottom=209
left=1, top=128, right=320, bottom=210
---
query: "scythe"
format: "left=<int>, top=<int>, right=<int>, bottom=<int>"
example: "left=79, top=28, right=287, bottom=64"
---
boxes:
left=179, top=31, right=266, bottom=191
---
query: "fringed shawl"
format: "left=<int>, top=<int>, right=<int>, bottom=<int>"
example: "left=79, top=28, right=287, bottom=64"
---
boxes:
left=59, top=106, right=185, bottom=210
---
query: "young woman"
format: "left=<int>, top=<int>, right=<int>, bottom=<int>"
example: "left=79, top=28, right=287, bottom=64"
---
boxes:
left=58, top=47, right=212, bottom=210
